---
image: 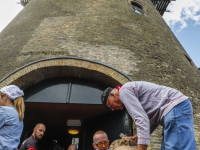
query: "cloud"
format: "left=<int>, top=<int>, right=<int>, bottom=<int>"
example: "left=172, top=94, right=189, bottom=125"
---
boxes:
left=163, top=0, right=200, bottom=31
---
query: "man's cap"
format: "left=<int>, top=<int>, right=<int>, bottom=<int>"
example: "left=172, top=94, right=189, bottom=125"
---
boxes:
left=0, top=85, right=24, bottom=101
left=101, top=87, right=113, bottom=105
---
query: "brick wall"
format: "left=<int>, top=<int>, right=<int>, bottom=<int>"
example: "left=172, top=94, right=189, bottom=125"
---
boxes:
left=0, top=0, right=200, bottom=149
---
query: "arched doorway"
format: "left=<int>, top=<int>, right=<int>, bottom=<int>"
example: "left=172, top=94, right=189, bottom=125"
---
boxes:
left=0, top=57, right=132, bottom=150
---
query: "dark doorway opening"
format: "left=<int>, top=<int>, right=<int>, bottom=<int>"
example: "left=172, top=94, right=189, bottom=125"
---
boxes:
left=20, top=77, right=132, bottom=150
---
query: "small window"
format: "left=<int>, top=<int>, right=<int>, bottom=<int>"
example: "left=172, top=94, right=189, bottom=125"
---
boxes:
left=131, top=1, right=145, bottom=15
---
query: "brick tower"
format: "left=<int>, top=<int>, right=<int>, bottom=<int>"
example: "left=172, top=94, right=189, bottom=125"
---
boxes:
left=0, top=0, right=200, bottom=149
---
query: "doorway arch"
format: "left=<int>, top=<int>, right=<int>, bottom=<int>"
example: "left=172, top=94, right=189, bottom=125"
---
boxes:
left=0, top=57, right=133, bottom=150
left=0, top=57, right=132, bottom=89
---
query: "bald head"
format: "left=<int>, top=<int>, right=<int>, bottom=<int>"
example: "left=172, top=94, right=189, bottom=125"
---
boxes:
left=35, top=123, right=46, bottom=129
left=93, top=130, right=108, bottom=142
left=32, top=123, right=46, bottom=141
left=68, top=144, right=77, bottom=150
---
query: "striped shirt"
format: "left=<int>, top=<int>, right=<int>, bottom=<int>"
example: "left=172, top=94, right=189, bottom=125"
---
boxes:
left=119, top=81, right=188, bottom=145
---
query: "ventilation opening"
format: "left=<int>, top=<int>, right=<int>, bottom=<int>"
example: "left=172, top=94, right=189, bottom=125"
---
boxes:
left=131, top=1, right=145, bottom=15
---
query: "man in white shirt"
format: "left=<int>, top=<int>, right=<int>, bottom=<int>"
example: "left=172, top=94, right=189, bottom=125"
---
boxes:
left=101, top=81, right=197, bottom=150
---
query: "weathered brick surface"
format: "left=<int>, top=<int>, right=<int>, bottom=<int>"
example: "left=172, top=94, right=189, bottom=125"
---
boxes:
left=0, top=0, right=200, bottom=149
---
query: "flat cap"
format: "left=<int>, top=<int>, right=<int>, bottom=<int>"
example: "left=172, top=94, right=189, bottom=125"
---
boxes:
left=101, top=87, right=113, bottom=105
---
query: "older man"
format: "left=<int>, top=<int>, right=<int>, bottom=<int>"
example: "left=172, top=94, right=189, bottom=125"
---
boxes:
left=101, top=81, right=197, bottom=150
left=20, top=123, right=46, bottom=150
left=92, top=130, right=109, bottom=150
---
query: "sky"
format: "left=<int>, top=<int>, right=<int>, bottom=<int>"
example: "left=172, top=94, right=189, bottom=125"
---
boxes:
left=163, top=0, right=200, bottom=68
left=0, top=0, right=199, bottom=68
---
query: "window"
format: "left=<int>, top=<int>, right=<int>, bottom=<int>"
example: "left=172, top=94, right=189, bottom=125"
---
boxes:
left=131, top=1, right=145, bottom=15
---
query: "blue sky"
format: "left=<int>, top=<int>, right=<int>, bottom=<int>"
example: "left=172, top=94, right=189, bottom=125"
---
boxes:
left=0, top=0, right=199, bottom=68
left=172, top=25, right=200, bottom=68
left=163, top=0, right=200, bottom=68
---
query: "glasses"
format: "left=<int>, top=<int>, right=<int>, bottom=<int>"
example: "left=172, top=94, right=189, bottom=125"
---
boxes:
left=95, top=141, right=109, bottom=148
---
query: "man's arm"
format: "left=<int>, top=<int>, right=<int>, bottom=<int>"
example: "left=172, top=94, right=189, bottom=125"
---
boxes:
left=120, top=88, right=150, bottom=145
left=126, top=134, right=138, bottom=143
left=28, top=147, right=36, bottom=150
left=126, top=135, right=148, bottom=150
left=26, top=140, right=37, bottom=150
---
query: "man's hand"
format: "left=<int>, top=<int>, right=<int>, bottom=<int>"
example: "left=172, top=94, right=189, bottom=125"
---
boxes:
left=126, top=135, right=147, bottom=150
left=126, top=134, right=138, bottom=143
left=138, top=144, right=147, bottom=150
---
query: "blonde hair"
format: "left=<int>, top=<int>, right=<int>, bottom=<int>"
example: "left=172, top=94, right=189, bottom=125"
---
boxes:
left=14, top=96, right=25, bottom=121
left=0, top=91, right=25, bottom=121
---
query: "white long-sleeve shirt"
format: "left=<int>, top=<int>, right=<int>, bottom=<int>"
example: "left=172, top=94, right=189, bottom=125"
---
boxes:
left=119, top=81, right=188, bottom=145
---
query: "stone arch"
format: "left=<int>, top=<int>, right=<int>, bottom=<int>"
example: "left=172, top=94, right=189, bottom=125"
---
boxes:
left=0, top=57, right=132, bottom=89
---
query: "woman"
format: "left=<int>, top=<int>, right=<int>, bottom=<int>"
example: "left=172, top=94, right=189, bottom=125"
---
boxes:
left=0, top=85, right=25, bottom=149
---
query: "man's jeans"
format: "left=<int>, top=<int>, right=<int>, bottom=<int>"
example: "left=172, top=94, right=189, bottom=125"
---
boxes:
left=161, top=99, right=197, bottom=150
